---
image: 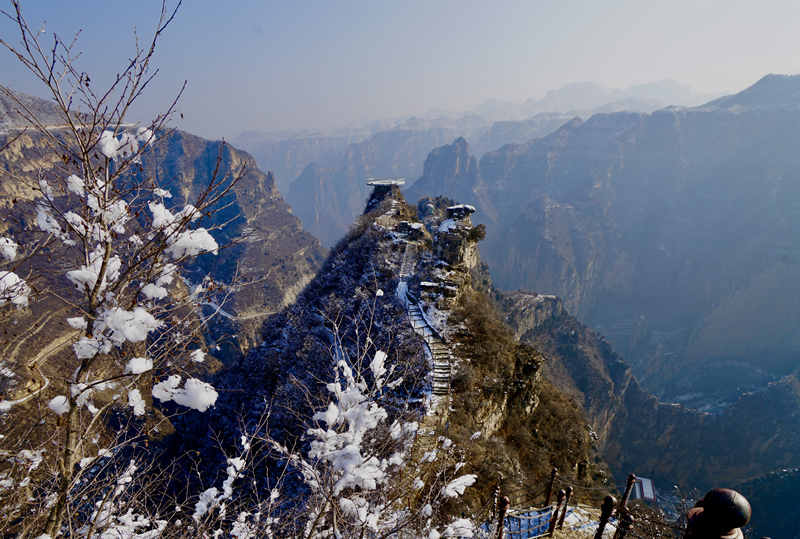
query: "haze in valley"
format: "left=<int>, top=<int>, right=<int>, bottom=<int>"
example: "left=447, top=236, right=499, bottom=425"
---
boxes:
left=2, top=0, right=800, bottom=138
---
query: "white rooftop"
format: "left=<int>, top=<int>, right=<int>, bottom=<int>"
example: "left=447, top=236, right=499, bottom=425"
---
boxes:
left=446, top=204, right=476, bottom=212
left=366, top=177, right=406, bottom=186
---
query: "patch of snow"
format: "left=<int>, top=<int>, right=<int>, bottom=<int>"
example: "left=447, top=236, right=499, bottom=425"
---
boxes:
left=438, top=219, right=457, bottom=233
left=98, top=130, right=139, bottom=161
left=65, top=174, right=85, bottom=196
left=0, top=237, right=18, bottom=261
left=99, top=307, right=163, bottom=345
left=67, top=317, right=87, bottom=330
left=66, top=246, right=121, bottom=294
left=73, top=336, right=110, bottom=359
left=141, top=283, right=168, bottom=300
left=128, top=389, right=145, bottom=416
left=48, top=395, right=70, bottom=415
left=152, top=375, right=218, bottom=412
left=395, top=280, right=408, bottom=304
left=441, top=474, right=476, bottom=497
left=125, top=357, right=153, bottom=375
left=366, top=178, right=405, bottom=186
left=443, top=518, right=475, bottom=537
left=0, top=271, right=30, bottom=307
left=166, top=228, right=218, bottom=258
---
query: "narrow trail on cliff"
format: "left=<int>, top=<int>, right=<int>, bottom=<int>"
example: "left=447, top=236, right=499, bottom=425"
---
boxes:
left=396, top=240, right=453, bottom=400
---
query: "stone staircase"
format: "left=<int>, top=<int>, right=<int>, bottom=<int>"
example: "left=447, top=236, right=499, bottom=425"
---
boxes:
left=396, top=240, right=453, bottom=398
left=398, top=241, right=417, bottom=279
left=407, top=301, right=452, bottom=397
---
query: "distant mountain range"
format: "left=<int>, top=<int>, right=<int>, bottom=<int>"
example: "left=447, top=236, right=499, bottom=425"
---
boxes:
left=473, top=79, right=715, bottom=121
left=405, top=73, right=800, bottom=406
left=702, top=73, right=800, bottom=110
left=241, top=79, right=719, bottom=246
left=234, top=79, right=718, bottom=237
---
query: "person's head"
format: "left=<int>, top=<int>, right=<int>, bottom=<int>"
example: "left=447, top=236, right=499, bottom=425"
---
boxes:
left=684, top=488, right=751, bottom=539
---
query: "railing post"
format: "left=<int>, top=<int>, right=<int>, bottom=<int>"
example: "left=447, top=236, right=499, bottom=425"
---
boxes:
left=547, top=489, right=566, bottom=536
left=545, top=467, right=558, bottom=506
left=613, top=511, right=634, bottom=539
left=617, top=473, right=636, bottom=514
left=495, top=495, right=509, bottom=539
left=557, top=486, right=573, bottom=529
left=594, top=495, right=617, bottom=539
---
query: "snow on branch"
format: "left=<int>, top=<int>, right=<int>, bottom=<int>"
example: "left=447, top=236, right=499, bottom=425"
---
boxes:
left=152, top=375, right=218, bottom=412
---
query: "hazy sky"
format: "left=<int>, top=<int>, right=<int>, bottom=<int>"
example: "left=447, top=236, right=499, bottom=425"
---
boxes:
left=2, top=0, right=800, bottom=139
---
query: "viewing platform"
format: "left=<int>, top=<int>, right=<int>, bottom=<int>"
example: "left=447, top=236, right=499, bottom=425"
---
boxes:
left=365, top=178, right=406, bottom=212
left=366, top=177, right=405, bottom=186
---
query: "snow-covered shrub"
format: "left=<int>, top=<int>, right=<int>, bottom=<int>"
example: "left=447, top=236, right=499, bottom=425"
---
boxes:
left=0, top=3, right=245, bottom=536
left=264, top=349, right=480, bottom=538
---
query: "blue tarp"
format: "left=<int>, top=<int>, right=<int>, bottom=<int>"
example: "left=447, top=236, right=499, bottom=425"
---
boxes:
left=505, top=507, right=555, bottom=538
left=481, top=506, right=555, bottom=538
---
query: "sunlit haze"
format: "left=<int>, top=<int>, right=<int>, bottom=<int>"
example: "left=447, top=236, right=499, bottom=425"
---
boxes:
left=2, top=0, right=800, bottom=138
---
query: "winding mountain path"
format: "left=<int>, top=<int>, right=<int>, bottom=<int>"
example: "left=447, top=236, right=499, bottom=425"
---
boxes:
left=396, top=241, right=453, bottom=398
left=3, top=308, right=63, bottom=364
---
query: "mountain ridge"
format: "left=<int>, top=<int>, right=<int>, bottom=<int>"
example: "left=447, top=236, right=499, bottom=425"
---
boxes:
left=405, top=86, right=800, bottom=404
left=702, top=73, right=800, bottom=110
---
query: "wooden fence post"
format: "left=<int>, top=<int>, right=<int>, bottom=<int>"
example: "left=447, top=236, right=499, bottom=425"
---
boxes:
left=557, top=486, right=573, bottom=529
left=545, top=467, right=558, bottom=506
left=613, top=511, right=634, bottom=539
left=617, top=473, right=636, bottom=514
left=495, top=495, right=509, bottom=539
left=547, top=489, right=566, bottom=536
left=594, top=495, right=617, bottom=539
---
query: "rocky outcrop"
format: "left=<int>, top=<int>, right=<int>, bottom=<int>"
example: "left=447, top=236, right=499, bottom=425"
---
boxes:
left=286, top=128, right=456, bottom=245
left=137, top=131, right=326, bottom=350
left=405, top=75, right=800, bottom=404
left=184, top=189, right=607, bottom=511
left=282, top=121, right=575, bottom=247
left=0, top=121, right=325, bottom=387
left=501, top=290, right=800, bottom=489
left=499, top=291, right=564, bottom=340
left=404, top=138, right=497, bottom=223
left=405, top=138, right=478, bottom=200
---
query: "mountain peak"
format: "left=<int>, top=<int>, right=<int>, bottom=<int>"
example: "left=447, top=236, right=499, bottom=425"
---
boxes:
left=702, top=73, right=800, bottom=110
left=0, top=86, right=69, bottom=132
left=404, top=138, right=480, bottom=205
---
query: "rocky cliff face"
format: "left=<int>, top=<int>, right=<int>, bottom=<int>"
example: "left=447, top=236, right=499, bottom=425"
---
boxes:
left=182, top=188, right=607, bottom=511
left=231, top=131, right=355, bottom=193
left=281, top=117, right=573, bottom=247
left=404, top=138, right=496, bottom=222
left=406, top=76, right=800, bottom=405
left=0, top=114, right=325, bottom=405
left=286, top=128, right=457, bottom=245
left=135, top=130, right=326, bottom=350
left=500, top=290, right=800, bottom=489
